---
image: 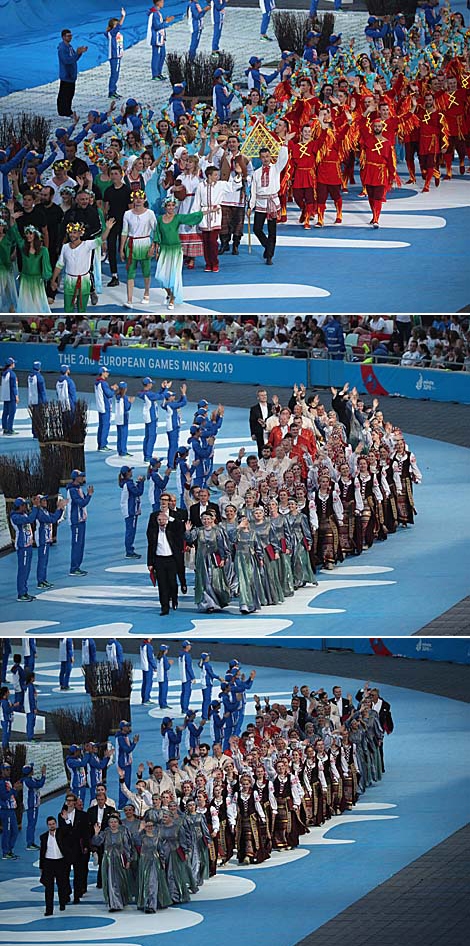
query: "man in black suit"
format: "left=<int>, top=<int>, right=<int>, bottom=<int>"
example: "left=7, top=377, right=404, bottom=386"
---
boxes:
left=58, top=791, right=90, bottom=903
left=39, top=816, right=70, bottom=915
left=188, top=487, right=220, bottom=527
left=330, top=685, right=353, bottom=723
left=147, top=511, right=184, bottom=615
left=162, top=492, right=188, bottom=594
left=87, top=785, right=115, bottom=889
left=249, top=388, right=274, bottom=457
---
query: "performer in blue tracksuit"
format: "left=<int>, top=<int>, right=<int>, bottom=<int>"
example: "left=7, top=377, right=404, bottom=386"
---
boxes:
left=27, top=360, right=48, bottom=438
left=303, top=31, right=321, bottom=64
left=259, top=0, right=275, bottom=40
left=85, top=741, right=111, bottom=800
left=185, top=710, right=206, bottom=753
left=161, top=383, right=187, bottom=468
left=81, top=637, right=97, bottom=694
left=67, top=469, right=93, bottom=576
left=1, top=640, right=11, bottom=686
left=23, top=672, right=38, bottom=741
left=0, top=762, right=19, bottom=859
left=147, top=457, right=171, bottom=512
left=56, top=364, right=77, bottom=416
left=119, top=465, right=145, bottom=558
left=10, top=496, right=40, bottom=602
left=137, top=378, right=168, bottom=462
left=199, top=652, right=222, bottom=719
left=213, top=69, right=236, bottom=122
left=394, top=14, right=409, bottom=54
left=9, top=654, right=25, bottom=709
left=36, top=494, right=67, bottom=589
left=168, top=84, right=187, bottom=123
left=245, top=56, right=278, bottom=92
left=175, top=447, right=192, bottom=507
left=116, top=720, right=139, bottom=807
left=105, top=8, right=126, bottom=98
left=156, top=644, right=173, bottom=708
left=179, top=640, right=195, bottom=714
left=65, top=744, right=88, bottom=802
left=140, top=638, right=158, bottom=704
left=188, top=2, right=210, bottom=60
left=212, top=0, right=227, bottom=52
left=188, top=427, right=213, bottom=488
left=115, top=381, right=134, bottom=457
left=364, top=16, right=390, bottom=50
left=95, top=365, right=117, bottom=451
left=209, top=699, right=225, bottom=745
left=22, top=762, right=46, bottom=848
left=147, top=0, right=175, bottom=80
left=231, top=668, right=255, bottom=736
left=219, top=682, right=240, bottom=749
left=59, top=637, right=74, bottom=690
left=1, top=357, right=18, bottom=436
left=23, top=638, right=37, bottom=673
left=161, top=717, right=183, bottom=764
left=0, top=688, right=14, bottom=750
left=106, top=638, right=124, bottom=672
left=0, top=145, right=29, bottom=201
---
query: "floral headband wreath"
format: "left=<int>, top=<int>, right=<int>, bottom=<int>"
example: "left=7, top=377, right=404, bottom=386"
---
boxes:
left=131, top=189, right=146, bottom=200
left=66, top=222, right=85, bottom=234
left=60, top=186, right=77, bottom=197
left=54, top=159, right=72, bottom=170
left=24, top=225, right=41, bottom=237
left=164, top=195, right=178, bottom=206
left=0, top=217, right=8, bottom=228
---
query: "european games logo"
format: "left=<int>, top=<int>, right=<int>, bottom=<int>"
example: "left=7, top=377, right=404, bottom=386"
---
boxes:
left=416, top=373, right=436, bottom=393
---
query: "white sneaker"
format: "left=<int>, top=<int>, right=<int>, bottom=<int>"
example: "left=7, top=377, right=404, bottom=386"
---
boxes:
left=123, top=301, right=133, bottom=309
left=141, top=296, right=150, bottom=304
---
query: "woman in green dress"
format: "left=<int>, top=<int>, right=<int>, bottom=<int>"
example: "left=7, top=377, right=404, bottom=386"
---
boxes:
left=137, top=820, right=172, bottom=913
left=91, top=813, right=132, bottom=912
left=17, top=226, right=52, bottom=314
left=251, top=506, right=285, bottom=606
left=185, top=510, right=230, bottom=612
left=154, top=195, right=203, bottom=309
left=285, top=498, right=317, bottom=588
left=268, top=498, right=295, bottom=598
left=0, top=216, right=21, bottom=312
left=159, top=810, right=198, bottom=903
left=233, top=516, right=265, bottom=613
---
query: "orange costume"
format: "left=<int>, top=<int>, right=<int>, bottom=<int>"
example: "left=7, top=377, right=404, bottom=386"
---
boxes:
left=289, top=138, right=318, bottom=227
left=416, top=104, right=449, bottom=191
left=436, top=86, right=469, bottom=177
left=312, top=121, right=352, bottom=226
left=358, top=121, right=395, bottom=225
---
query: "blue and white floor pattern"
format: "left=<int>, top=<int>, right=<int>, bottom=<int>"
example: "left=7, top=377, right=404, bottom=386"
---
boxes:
left=0, top=651, right=469, bottom=946
left=0, top=395, right=469, bottom=636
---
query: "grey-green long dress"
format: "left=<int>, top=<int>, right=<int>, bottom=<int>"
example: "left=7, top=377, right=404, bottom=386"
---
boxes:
left=252, top=520, right=285, bottom=605
left=285, top=512, right=317, bottom=587
left=221, top=521, right=238, bottom=596
left=137, top=830, right=172, bottom=912
left=91, top=826, right=132, bottom=911
left=158, top=820, right=198, bottom=903
left=269, top=514, right=295, bottom=597
left=234, top=526, right=265, bottom=613
left=187, top=525, right=230, bottom=611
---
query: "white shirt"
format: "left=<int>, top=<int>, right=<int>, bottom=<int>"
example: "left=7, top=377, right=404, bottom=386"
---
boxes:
left=63, top=808, right=75, bottom=825
left=57, top=240, right=96, bottom=277
left=249, top=147, right=288, bottom=210
left=46, top=832, right=63, bottom=859
left=122, top=209, right=156, bottom=239
left=192, top=179, right=242, bottom=230
left=156, top=526, right=172, bottom=556
left=96, top=804, right=106, bottom=825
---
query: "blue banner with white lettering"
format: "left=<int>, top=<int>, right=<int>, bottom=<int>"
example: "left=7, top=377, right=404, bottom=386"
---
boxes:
left=1, top=343, right=469, bottom=404
left=230, top=638, right=470, bottom=665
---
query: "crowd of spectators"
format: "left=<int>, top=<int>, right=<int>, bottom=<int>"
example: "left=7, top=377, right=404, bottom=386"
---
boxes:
left=2, top=312, right=470, bottom=369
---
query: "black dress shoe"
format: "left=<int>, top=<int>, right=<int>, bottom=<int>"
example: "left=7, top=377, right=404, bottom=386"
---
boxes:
left=172, top=601, right=178, bottom=610
left=44, top=911, right=53, bottom=916
left=266, top=257, right=273, bottom=265
left=181, top=584, right=188, bottom=594
left=60, top=905, right=66, bottom=911
left=73, top=898, right=81, bottom=904
left=160, top=608, right=169, bottom=616
left=232, top=245, right=239, bottom=255
left=107, top=276, right=119, bottom=287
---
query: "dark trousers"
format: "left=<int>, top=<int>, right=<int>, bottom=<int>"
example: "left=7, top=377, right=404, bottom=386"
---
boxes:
left=65, top=854, right=87, bottom=901
left=253, top=212, right=277, bottom=260
left=57, top=80, right=76, bottom=116
left=202, top=229, right=220, bottom=268
left=107, top=221, right=123, bottom=276
left=173, top=550, right=186, bottom=590
left=154, top=555, right=178, bottom=611
left=42, top=858, right=68, bottom=913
